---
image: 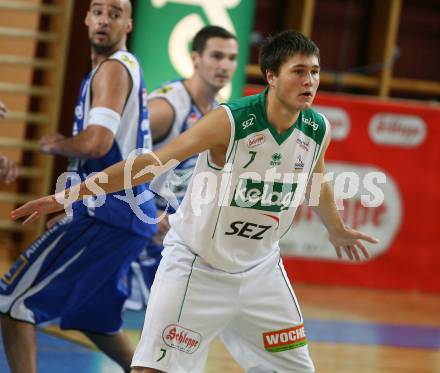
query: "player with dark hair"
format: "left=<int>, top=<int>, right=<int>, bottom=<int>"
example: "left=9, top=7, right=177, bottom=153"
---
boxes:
left=11, top=30, right=378, bottom=373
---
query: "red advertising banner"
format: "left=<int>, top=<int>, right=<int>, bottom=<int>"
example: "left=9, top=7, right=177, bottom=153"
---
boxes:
left=245, top=86, right=440, bottom=292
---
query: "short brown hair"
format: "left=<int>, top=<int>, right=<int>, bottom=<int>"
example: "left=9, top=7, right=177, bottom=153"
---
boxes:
left=259, top=30, right=320, bottom=80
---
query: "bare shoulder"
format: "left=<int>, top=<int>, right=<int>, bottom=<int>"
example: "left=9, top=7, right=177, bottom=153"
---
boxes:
left=91, top=60, right=131, bottom=112
left=149, top=97, right=174, bottom=115
left=93, top=59, right=130, bottom=85
left=148, top=98, right=175, bottom=142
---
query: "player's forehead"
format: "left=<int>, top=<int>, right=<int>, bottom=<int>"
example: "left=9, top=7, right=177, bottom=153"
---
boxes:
left=280, top=53, right=320, bottom=70
left=203, top=37, right=238, bottom=54
left=90, top=0, right=130, bottom=14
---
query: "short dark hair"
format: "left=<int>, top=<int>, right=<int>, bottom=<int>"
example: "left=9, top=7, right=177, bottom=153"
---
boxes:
left=259, top=30, right=320, bottom=80
left=191, top=25, right=237, bottom=54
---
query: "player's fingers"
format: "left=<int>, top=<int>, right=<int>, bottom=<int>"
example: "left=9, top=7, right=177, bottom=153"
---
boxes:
left=335, top=246, right=343, bottom=259
left=356, top=240, right=370, bottom=259
left=4, top=169, right=13, bottom=183
left=351, top=246, right=361, bottom=261
left=163, top=219, right=170, bottom=230
left=10, top=202, right=36, bottom=220
left=23, top=211, right=39, bottom=225
left=152, top=231, right=165, bottom=245
left=355, top=231, right=379, bottom=244
left=344, top=246, right=354, bottom=260
left=5, top=164, right=17, bottom=184
left=0, top=102, right=6, bottom=117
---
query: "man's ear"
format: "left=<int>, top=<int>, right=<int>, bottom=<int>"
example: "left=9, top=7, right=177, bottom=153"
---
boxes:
left=85, top=11, right=90, bottom=27
left=191, top=51, right=200, bottom=69
left=126, top=19, right=133, bottom=34
left=266, top=69, right=276, bottom=86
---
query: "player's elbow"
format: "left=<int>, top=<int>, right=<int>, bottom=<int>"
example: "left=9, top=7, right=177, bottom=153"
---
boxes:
left=82, top=138, right=113, bottom=158
left=80, top=126, right=114, bottom=158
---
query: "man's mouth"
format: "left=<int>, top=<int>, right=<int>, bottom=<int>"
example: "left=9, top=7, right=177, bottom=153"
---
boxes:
left=215, top=74, right=229, bottom=80
left=299, top=92, right=313, bottom=98
left=95, top=30, right=109, bottom=38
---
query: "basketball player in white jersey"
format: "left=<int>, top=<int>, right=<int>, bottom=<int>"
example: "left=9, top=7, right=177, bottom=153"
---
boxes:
left=126, top=26, right=238, bottom=310
left=1, top=1, right=156, bottom=372
left=11, top=31, right=379, bottom=372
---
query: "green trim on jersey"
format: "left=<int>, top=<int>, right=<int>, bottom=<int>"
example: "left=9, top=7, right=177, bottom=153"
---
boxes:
left=177, top=255, right=197, bottom=322
left=211, top=141, right=239, bottom=239
left=206, top=154, right=222, bottom=170
left=222, top=88, right=327, bottom=146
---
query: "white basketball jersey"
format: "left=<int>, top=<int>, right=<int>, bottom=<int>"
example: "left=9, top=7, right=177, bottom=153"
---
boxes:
left=168, top=90, right=330, bottom=272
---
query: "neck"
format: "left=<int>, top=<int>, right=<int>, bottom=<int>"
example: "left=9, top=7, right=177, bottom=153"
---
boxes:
left=90, top=43, right=127, bottom=68
left=266, top=89, right=300, bottom=134
left=184, top=75, right=218, bottom=114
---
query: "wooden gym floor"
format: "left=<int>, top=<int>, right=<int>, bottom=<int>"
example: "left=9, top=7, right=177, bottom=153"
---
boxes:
left=0, top=282, right=438, bottom=372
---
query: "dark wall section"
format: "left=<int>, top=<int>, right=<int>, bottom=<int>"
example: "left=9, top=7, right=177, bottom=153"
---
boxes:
left=395, top=0, right=440, bottom=81
left=312, top=0, right=372, bottom=74
left=249, top=0, right=440, bottom=92
left=51, top=1, right=90, bottom=186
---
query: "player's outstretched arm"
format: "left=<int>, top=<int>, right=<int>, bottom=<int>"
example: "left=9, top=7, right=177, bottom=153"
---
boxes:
left=309, top=136, right=379, bottom=261
left=11, top=107, right=231, bottom=224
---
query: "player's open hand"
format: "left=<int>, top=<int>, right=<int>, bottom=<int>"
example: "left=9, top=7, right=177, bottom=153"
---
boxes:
left=329, top=226, right=379, bottom=261
left=153, top=210, right=170, bottom=245
left=0, top=101, right=7, bottom=118
left=0, top=155, right=19, bottom=184
left=39, top=133, right=65, bottom=154
left=11, top=195, right=65, bottom=225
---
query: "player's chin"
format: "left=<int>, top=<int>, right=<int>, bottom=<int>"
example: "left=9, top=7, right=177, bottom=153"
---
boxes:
left=214, top=77, right=230, bottom=86
left=297, top=101, right=312, bottom=110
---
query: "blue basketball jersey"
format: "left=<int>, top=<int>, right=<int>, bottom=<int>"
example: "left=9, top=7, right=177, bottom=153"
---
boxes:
left=67, top=51, right=156, bottom=238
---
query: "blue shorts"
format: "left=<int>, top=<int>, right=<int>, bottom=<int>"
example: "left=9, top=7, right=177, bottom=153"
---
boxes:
left=0, top=214, right=150, bottom=334
left=138, top=240, right=163, bottom=289
left=124, top=240, right=163, bottom=310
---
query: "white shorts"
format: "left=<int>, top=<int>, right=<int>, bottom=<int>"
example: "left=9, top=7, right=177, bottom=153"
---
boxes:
left=131, top=231, right=315, bottom=373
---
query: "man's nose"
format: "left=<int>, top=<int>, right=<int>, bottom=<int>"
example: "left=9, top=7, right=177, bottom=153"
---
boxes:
left=98, top=13, right=110, bottom=25
left=304, top=73, right=313, bottom=86
left=219, top=58, right=232, bottom=71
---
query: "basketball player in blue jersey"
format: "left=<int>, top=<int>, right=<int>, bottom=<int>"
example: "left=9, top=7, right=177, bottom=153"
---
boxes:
left=126, top=26, right=238, bottom=310
left=0, top=101, right=19, bottom=183
left=0, top=1, right=156, bottom=372
left=12, top=31, right=380, bottom=372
